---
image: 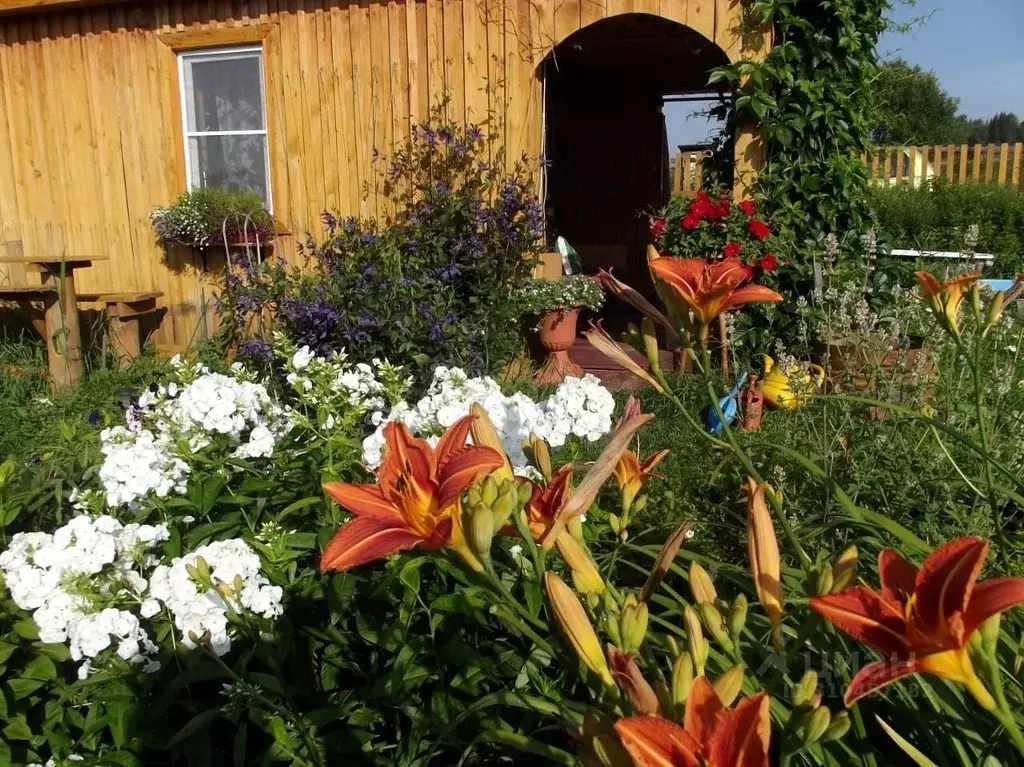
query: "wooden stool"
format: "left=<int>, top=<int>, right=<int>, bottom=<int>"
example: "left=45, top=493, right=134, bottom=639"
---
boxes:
left=78, top=292, right=163, bottom=369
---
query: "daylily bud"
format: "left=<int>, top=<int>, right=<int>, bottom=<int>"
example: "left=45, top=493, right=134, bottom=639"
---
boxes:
left=491, top=482, right=520, bottom=531
left=689, top=562, right=718, bottom=604
left=545, top=572, right=613, bottom=685
left=469, top=403, right=513, bottom=481
left=980, top=612, right=1001, bottom=658
left=522, top=433, right=552, bottom=480
left=832, top=545, right=859, bottom=592
left=985, top=290, right=1006, bottom=333
left=557, top=533, right=606, bottom=596
left=480, top=476, right=499, bottom=506
left=640, top=521, right=693, bottom=602
left=516, top=480, right=533, bottom=507
left=468, top=503, right=495, bottom=561
left=713, top=665, right=745, bottom=707
left=801, top=707, right=831, bottom=744
left=746, top=478, right=784, bottom=652
left=671, top=652, right=694, bottom=706
left=567, top=514, right=585, bottom=543
left=608, top=513, right=622, bottom=534
left=683, top=605, right=708, bottom=674
left=821, top=711, right=851, bottom=742
left=641, top=317, right=661, bottom=374
left=606, top=646, right=660, bottom=715
left=699, top=602, right=735, bottom=656
left=792, top=670, right=818, bottom=707
left=971, top=282, right=982, bottom=323
left=620, top=594, right=649, bottom=652
left=581, top=712, right=632, bottom=767
left=811, top=566, right=833, bottom=596
left=632, top=495, right=648, bottom=514
left=727, top=594, right=748, bottom=639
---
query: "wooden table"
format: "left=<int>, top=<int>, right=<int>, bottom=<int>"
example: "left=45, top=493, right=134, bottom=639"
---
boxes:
left=0, top=255, right=108, bottom=387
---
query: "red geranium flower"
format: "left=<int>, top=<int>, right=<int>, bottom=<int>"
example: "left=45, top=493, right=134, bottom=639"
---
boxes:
left=714, top=200, right=732, bottom=219
left=739, top=200, right=757, bottom=216
left=650, top=218, right=666, bottom=239
left=681, top=213, right=701, bottom=230
left=723, top=242, right=742, bottom=259
left=758, top=254, right=777, bottom=272
left=748, top=219, right=771, bottom=241
left=689, top=192, right=715, bottom=219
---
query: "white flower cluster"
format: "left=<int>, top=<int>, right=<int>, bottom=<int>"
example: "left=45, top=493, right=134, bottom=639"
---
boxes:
left=28, top=756, right=84, bottom=767
left=0, top=515, right=169, bottom=678
left=98, top=363, right=291, bottom=507
left=148, top=539, right=283, bottom=656
left=361, top=367, right=615, bottom=469
left=285, top=345, right=390, bottom=413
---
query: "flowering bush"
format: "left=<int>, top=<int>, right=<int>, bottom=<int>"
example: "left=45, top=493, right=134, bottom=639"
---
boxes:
left=651, top=191, right=779, bottom=273
left=516, top=275, right=606, bottom=316
left=220, top=120, right=542, bottom=376
left=150, top=188, right=275, bottom=249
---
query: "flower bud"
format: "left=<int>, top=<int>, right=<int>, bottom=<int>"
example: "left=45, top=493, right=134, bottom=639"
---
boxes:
left=792, top=670, right=818, bottom=708
left=640, top=521, right=692, bottom=603
left=641, top=317, right=661, bottom=374
left=491, top=482, right=521, bottom=531
left=699, top=601, right=735, bottom=656
left=671, top=652, right=694, bottom=706
left=689, top=562, right=717, bottom=604
left=981, top=612, right=1001, bottom=657
left=985, top=290, right=1006, bottom=334
left=468, top=503, right=495, bottom=561
left=620, top=593, right=649, bottom=652
left=479, top=475, right=499, bottom=507
left=746, top=478, right=784, bottom=652
left=683, top=605, right=708, bottom=674
left=469, top=403, right=513, bottom=481
left=831, top=545, right=858, bottom=592
left=545, top=572, right=613, bottom=685
left=713, top=665, right=745, bottom=707
left=606, top=646, right=660, bottom=715
left=517, top=480, right=534, bottom=507
left=813, top=566, right=833, bottom=596
left=971, top=283, right=982, bottom=323
left=608, top=513, right=622, bottom=534
left=821, top=711, right=851, bottom=742
left=727, top=594, right=748, bottom=639
left=631, top=495, right=648, bottom=514
left=522, top=433, right=552, bottom=480
left=557, top=533, right=605, bottom=596
left=800, top=707, right=831, bottom=744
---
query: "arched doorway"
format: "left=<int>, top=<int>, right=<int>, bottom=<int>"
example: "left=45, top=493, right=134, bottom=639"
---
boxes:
left=541, top=14, right=730, bottom=317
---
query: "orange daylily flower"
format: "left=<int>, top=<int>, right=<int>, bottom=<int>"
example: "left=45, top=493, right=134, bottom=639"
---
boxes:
left=518, top=465, right=574, bottom=541
left=648, top=253, right=783, bottom=329
left=810, top=537, right=1024, bottom=709
left=614, top=449, right=669, bottom=513
left=614, top=677, right=770, bottom=767
left=320, top=415, right=504, bottom=572
left=914, top=270, right=980, bottom=335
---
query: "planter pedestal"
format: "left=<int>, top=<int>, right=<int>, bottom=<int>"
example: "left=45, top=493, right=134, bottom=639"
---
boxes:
left=535, top=307, right=583, bottom=385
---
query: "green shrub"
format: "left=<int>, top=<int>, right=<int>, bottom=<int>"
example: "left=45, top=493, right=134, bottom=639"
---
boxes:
left=870, top=180, right=1024, bottom=274
left=150, top=187, right=275, bottom=248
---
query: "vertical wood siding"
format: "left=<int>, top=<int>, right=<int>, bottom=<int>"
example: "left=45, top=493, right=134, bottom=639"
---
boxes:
left=0, top=0, right=744, bottom=346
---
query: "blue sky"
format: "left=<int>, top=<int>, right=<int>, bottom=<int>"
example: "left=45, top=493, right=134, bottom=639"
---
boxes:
left=665, top=0, right=1024, bottom=147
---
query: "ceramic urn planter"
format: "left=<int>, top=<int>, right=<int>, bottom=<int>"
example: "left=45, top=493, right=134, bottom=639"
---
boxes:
left=534, top=306, right=584, bottom=384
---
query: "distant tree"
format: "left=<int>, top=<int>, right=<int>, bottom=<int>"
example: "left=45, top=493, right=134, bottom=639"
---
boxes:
left=985, top=112, right=1024, bottom=143
left=871, top=59, right=967, bottom=144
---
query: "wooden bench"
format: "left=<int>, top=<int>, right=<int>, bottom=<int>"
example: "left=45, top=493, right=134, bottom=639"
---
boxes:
left=77, top=292, right=163, bottom=369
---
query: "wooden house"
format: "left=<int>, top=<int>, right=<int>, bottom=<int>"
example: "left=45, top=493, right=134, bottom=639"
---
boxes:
left=0, top=0, right=768, bottom=347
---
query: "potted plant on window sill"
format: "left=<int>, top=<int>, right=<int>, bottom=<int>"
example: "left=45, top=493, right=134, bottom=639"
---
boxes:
left=518, top=274, right=605, bottom=384
left=150, top=188, right=279, bottom=269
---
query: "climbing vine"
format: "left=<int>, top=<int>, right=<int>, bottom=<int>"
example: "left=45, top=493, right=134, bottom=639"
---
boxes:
left=712, top=0, right=889, bottom=265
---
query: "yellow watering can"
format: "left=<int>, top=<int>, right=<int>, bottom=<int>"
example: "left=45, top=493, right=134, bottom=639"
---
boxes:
left=761, top=355, right=825, bottom=410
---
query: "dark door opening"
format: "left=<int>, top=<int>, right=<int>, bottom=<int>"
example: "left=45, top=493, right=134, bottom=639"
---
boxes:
left=542, top=13, right=730, bottom=326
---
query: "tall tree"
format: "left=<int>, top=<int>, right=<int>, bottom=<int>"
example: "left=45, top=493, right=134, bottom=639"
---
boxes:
left=871, top=59, right=966, bottom=144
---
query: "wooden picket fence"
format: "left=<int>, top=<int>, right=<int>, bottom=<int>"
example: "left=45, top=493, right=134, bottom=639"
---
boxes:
left=670, top=149, right=709, bottom=196
left=864, top=143, right=1024, bottom=188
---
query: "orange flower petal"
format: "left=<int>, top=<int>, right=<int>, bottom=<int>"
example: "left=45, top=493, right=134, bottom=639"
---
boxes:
left=434, top=414, right=476, bottom=470
left=684, top=676, right=723, bottom=748
left=809, top=587, right=910, bottom=655
left=962, top=577, right=1024, bottom=637
left=322, top=482, right=402, bottom=522
left=707, top=692, right=770, bottom=767
left=844, top=658, right=921, bottom=707
left=436, top=445, right=505, bottom=511
left=721, top=284, right=784, bottom=311
left=614, top=716, right=703, bottom=767
left=914, top=271, right=944, bottom=297
left=878, top=548, right=917, bottom=607
left=380, top=421, right=434, bottom=489
left=320, top=516, right=424, bottom=571
left=913, top=537, right=988, bottom=642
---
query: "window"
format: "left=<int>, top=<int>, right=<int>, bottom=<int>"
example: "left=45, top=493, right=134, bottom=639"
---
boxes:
left=178, top=46, right=272, bottom=209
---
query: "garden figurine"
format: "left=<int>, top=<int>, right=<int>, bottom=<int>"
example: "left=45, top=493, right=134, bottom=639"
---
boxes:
left=704, top=370, right=747, bottom=435
left=740, top=374, right=764, bottom=431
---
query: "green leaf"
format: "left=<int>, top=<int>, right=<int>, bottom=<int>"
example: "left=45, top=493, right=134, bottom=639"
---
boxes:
left=876, top=717, right=939, bottom=767
left=7, top=677, right=45, bottom=699
left=166, top=707, right=224, bottom=747
left=24, top=653, right=57, bottom=680
left=0, top=641, right=16, bottom=664
left=2, top=714, right=33, bottom=742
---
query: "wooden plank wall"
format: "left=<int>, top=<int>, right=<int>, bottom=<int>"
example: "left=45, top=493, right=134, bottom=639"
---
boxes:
left=0, top=0, right=745, bottom=347
left=865, top=143, right=1024, bottom=189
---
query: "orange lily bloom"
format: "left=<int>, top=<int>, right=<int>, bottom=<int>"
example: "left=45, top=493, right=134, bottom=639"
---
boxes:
left=810, top=537, right=1024, bottom=708
left=648, top=254, right=783, bottom=329
left=614, top=449, right=669, bottom=513
left=320, top=415, right=504, bottom=572
left=614, top=677, right=770, bottom=767
left=914, top=270, right=980, bottom=336
left=518, top=465, right=574, bottom=541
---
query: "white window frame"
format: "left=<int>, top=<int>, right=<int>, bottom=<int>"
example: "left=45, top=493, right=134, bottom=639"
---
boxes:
left=177, top=45, right=273, bottom=212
